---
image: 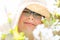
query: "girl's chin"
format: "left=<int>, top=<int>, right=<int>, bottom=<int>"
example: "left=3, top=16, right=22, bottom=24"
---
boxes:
left=23, top=26, right=35, bottom=32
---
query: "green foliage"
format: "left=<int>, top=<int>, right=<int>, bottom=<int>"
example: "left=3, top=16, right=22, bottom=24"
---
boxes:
left=9, top=25, right=25, bottom=40
left=55, top=13, right=60, bottom=19
left=1, top=34, right=7, bottom=40
left=55, top=0, right=60, bottom=8
left=42, top=13, right=56, bottom=27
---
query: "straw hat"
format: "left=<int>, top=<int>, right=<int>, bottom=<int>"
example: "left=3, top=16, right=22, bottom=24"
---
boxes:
left=26, top=4, right=50, bottom=21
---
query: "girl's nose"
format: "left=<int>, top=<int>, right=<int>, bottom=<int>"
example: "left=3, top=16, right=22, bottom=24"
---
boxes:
left=28, top=15, right=34, bottom=20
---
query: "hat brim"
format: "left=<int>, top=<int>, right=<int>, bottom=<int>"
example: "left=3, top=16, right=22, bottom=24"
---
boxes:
left=26, top=4, right=50, bottom=21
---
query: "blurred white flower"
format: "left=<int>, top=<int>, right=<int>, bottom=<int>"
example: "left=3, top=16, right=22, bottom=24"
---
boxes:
left=33, top=24, right=44, bottom=40
left=33, top=24, right=53, bottom=40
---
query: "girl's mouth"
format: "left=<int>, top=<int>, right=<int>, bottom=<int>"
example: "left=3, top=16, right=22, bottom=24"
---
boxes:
left=24, top=22, right=36, bottom=26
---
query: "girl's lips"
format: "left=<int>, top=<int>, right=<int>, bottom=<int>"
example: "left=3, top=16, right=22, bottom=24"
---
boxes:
left=24, top=22, right=35, bottom=26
